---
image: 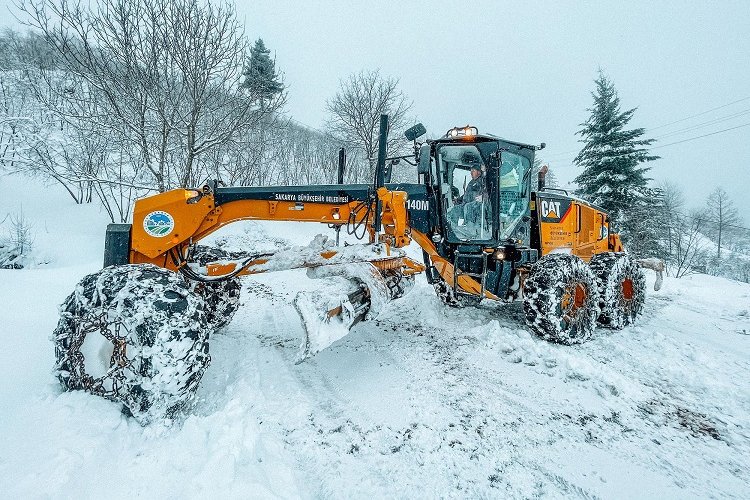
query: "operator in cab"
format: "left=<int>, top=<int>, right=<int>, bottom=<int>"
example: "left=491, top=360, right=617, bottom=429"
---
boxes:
left=450, top=162, right=488, bottom=228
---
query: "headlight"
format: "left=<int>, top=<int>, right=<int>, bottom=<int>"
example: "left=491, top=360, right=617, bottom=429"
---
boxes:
left=185, top=190, right=202, bottom=204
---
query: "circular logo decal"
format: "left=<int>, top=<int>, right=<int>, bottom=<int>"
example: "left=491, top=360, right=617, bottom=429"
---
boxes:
left=143, top=210, right=174, bottom=237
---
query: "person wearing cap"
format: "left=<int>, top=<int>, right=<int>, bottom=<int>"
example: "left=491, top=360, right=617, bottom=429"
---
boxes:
left=450, top=162, right=488, bottom=229
left=457, top=163, right=486, bottom=205
left=463, top=163, right=488, bottom=225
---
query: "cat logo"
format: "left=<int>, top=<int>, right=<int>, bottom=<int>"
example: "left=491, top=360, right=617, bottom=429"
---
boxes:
left=538, top=197, right=572, bottom=223
left=541, top=200, right=561, bottom=219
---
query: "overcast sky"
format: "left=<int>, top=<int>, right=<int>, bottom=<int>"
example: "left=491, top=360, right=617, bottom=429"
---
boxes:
left=3, top=0, right=749, bottom=221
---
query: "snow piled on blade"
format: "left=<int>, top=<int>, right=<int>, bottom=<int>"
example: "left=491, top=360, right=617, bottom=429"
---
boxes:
left=295, top=262, right=392, bottom=362
left=294, top=277, right=361, bottom=361
left=255, top=233, right=404, bottom=273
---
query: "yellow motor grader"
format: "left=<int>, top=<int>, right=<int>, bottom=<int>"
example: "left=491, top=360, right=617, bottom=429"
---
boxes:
left=53, top=116, right=653, bottom=423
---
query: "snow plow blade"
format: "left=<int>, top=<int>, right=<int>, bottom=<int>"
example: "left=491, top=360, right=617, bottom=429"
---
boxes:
left=293, top=262, right=393, bottom=362
left=183, top=236, right=420, bottom=362
left=636, top=258, right=665, bottom=291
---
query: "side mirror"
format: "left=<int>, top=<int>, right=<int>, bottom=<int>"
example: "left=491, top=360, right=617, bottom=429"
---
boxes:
left=417, top=143, right=431, bottom=174
left=405, top=123, right=426, bottom=141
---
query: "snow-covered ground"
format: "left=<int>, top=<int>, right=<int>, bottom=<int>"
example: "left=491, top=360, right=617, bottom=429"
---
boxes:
left=1, top=176, right=749, bottom=499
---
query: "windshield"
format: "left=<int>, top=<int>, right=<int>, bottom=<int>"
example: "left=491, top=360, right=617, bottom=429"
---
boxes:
left=498, top=151, right=531, bottom=238
left=436, top=143, right=531, bottom=242
left=437, top=144, right=493, bottom=241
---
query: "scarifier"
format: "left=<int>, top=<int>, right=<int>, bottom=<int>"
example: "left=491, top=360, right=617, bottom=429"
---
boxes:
left=54, top=115, right=661, bottom=423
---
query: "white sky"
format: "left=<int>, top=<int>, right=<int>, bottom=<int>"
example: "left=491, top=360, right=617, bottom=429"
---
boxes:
left=3, top=0, right=749, bottom=220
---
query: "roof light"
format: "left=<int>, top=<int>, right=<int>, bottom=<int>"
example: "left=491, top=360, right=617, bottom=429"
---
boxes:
left=445, top=125, right=478, bottom=138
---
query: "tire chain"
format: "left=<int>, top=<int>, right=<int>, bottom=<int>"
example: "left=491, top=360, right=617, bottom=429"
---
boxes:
left=56, top=309, right=133, bottom=403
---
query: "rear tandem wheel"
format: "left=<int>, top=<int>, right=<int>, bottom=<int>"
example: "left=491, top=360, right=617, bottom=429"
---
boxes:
left=589, top=252, right=646, bottom=329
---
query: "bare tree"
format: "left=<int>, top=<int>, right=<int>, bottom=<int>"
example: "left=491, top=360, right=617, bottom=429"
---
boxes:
left=16, top=0, right=284, bottom=191
left=705, top=186, right=739, bottom=259
left=326, top=69, right=412, bottom=182
left=659, top=181, right=684, bottom=258
left=671, top=208, right=708, bottom=278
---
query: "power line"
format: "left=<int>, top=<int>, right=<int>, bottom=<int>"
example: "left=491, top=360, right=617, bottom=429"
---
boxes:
left=543, top=147, right=582, bottom=158
left=542, top=121, right=750, bottom=165
left=653, top=108, right=750, bottom=140
left=648, top=95, right=750, bottom=131
left=670, top=211, right=750, bottom=234
left=541, top=96, right=750, bottom=160
left=651, top=121, right=750, bottom=149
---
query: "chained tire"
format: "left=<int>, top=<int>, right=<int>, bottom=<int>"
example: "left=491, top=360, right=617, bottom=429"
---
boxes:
left=523, top=253, right=599, bottom=344
left=433, top=279, right=460, bottom=307
left=190, top=246, right=243, bottom=331
left=53, top=264, right=210, bottom=425
left=589, top=252, right=646, bottom=329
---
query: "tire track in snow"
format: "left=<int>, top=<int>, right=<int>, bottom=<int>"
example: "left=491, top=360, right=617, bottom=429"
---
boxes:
left=369, top=295, right=604, bottom=498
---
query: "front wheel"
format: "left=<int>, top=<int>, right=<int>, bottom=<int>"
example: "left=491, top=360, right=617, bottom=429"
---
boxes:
left=53, top=264, right=210, bottom=424
left=589, top=252, right=646, bottom=329
left=523, top=253, right=599, bottom=344
left=189, top=245, right=243, bottom=331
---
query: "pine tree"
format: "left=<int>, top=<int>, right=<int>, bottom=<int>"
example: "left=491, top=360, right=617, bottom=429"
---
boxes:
left=626, top=186, right=669, bottom=259
left=574, top=71, right=658, bottom=236
left=242, top=39, right=284, bottom=104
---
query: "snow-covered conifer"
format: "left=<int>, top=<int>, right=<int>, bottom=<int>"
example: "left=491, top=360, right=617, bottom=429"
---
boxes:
left=242, top=39, right=284, bottom=105
left=573, top=71, right=658, bottom=240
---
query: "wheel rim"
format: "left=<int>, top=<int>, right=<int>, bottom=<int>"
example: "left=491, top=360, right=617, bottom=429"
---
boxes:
left=622, top=278, right=634, bottom=300
left=560, top=282, right=587, bottom=330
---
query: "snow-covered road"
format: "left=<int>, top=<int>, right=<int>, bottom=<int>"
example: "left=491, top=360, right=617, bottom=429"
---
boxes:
left=1, top=211, right=749, bottom=498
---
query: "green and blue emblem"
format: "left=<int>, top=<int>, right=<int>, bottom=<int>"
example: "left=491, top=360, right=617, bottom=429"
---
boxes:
left=143, top=210, right=174, bottom=237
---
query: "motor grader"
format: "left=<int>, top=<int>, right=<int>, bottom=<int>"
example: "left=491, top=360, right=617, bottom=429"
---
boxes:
left=54, top=115, right=650, bottom=423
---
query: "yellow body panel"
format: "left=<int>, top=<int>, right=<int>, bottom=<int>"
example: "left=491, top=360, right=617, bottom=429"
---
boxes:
left=537, top=197, right=612, bottom=262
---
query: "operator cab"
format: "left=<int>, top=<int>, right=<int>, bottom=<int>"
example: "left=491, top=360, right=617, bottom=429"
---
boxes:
left=432, top=126, right=535, bottom=246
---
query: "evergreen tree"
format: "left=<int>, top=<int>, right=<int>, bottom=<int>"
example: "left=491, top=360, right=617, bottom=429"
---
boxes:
left=574, top=71, right=658, bottom=236
left=626, top=186, right=669, bottom=259
left=242, top=39, right=284, bottom=104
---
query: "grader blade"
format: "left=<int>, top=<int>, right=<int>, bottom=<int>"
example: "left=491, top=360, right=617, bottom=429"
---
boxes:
left=184, top=235, right=417, bottom=361
left=294, top=262, right=394, bottom=362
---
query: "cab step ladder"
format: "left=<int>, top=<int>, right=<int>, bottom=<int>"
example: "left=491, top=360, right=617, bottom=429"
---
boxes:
left=452, top=250, right=487, bottom=299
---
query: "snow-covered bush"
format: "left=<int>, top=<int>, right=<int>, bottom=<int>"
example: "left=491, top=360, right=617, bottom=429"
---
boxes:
left=0, top=209, right=34, bottom=269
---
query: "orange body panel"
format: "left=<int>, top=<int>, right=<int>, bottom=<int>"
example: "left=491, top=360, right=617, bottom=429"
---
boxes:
left=130, top=187, right=413, bottom=274
left=537, top=200, right=612, bottom=262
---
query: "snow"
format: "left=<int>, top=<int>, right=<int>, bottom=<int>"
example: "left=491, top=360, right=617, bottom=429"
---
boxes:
left=1, top=175, right=750, bottom=498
